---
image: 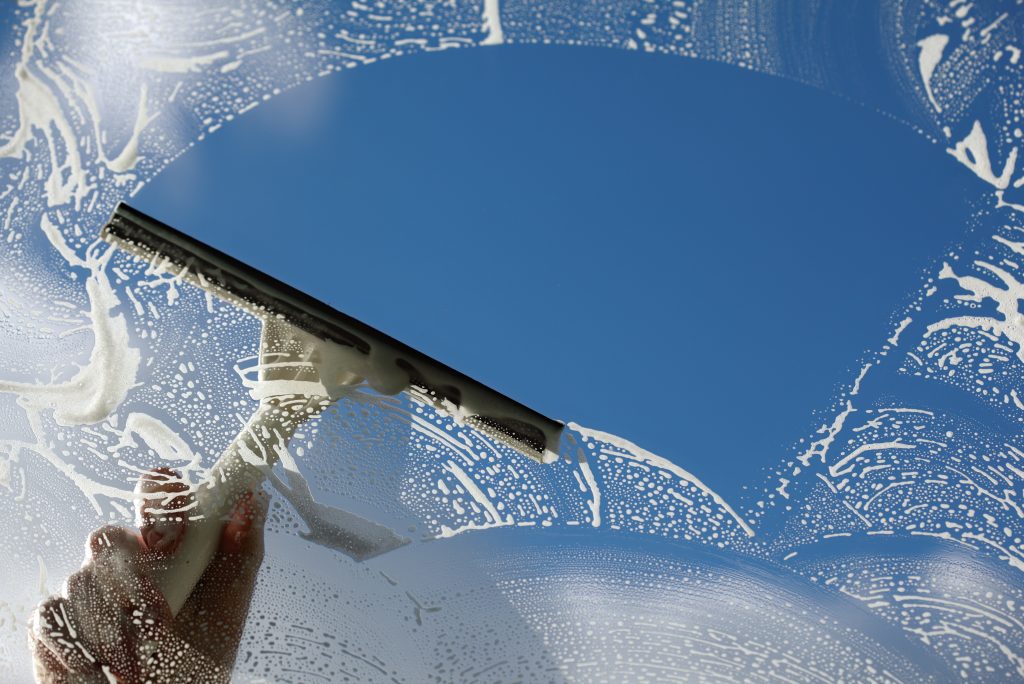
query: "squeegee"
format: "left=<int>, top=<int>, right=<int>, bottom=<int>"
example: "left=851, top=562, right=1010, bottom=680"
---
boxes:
left=101, top=202, right=563, bottom=614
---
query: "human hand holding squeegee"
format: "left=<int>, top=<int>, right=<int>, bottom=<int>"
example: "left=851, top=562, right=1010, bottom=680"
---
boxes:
left=29, top=320, right=341, bottom=683
left=97, top=202, right=561, bottom=610
left=144, top=317, right=369, bottom=614
left=30, top=471, right=268, bottom=684
left=31, top=203, right=563, bottom=681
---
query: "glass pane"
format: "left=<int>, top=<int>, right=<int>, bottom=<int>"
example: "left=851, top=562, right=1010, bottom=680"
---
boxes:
left=1, top=2, right=1022, bottom=682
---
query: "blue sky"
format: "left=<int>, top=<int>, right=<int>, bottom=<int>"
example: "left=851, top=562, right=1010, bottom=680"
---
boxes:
left=136, top=44, right=972, bottom=503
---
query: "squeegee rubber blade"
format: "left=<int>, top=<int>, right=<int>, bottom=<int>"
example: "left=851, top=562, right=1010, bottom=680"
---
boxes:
left=101, top=203, right=563, bottom=463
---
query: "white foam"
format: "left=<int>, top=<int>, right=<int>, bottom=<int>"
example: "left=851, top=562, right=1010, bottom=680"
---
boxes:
left=827, top=440, right=915, bottom=478
left=948, top=120, right=1018, bottom=190
left=104, top=84, right=158, bottom=173
left=114, top=412, right=201, bottom=475
left=0, top=269, right=140, bottom=426
left=480, top=0, right=504, bottom=46
left=887, top=316, right=913, bottom=347
left=916, top=34, right=949, bottom=112
left=926, top=260, right=1024, bottom=364
left=851, top=363, right=872, bottom=396
left=796, top=400, right=855, bottom=467
left=569, top=422, right=755, bottom=537
left=577, top=452, right=601, bottom=527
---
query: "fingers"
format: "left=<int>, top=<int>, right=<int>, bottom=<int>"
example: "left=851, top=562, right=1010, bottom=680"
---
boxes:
left=28, top=632, right=69, bottom=684
left=134, top=467, right=193, bottom=555
left=175, top=490, right=268, bottom=671
left=31, top=595, right=98, bottom=675
left=32, top=472, right=251, bottom=682
left=84, top=530, right=192, bottom=682
left=36, top=529, right=135, bottom=675
left=64, top=565, right=140, bottom=682
left=38, top=525, right=165, bottom=680
left=31, top=517, right=178, bottom=680
left=87, top=524, right=141, bottom=564
left=86, top=525, right=160, bottom=619
left=86, top=525, right=173, bottom=626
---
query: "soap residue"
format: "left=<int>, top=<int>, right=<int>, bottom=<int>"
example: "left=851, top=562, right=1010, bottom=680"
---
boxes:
left=1, top=0, right=1024, bottom=681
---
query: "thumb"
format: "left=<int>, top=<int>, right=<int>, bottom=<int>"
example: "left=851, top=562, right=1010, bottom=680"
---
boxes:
left=134, top=467, right=194, bottom=555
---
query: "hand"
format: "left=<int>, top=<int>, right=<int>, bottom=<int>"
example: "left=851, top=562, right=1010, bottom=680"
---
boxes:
left=29, top=469, right=268, bottom=683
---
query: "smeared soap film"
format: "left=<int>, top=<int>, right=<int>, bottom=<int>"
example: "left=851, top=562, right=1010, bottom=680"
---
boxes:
left=790, top=537, right=1024, bottom=680
left=2, top=0, right=1024, bottom=681
left=235, top=531, right=949, bottom=682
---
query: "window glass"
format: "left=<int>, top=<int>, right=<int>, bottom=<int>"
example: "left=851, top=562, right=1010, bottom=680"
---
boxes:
left=1, top=2, right=1022, bottom=682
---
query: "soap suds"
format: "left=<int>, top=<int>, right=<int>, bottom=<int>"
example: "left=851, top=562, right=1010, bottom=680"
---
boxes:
left=1, top=0, right=1024, bottom=680
left=917, top=34, right=949, bottom=112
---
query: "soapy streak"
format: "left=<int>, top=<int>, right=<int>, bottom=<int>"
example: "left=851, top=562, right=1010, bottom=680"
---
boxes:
left=410, top=412, right=480, bottom=469
left=577, top=453, right=601, bottom=527
left=0, top=239, right=140, bottom=426
left=993, top=234, right=1024, bottom=256
left=258, top=440, right=408, bottom=560
left=54, top=59, right=157, bottom=174
left=887, top=317, right=912, bottom=347
left=797, top=401, right=855, bottom=467
left=112, top=412, right=202, bottom=478
left=175, top=27, right=267, bottom=50
left=916, top=34, right=949, bottom=112
left=910, top=622, right=1024, bottom=678
left=947, top=121, right=1018, bottom=191
left=443, top=460, right=508, bottom=527
left=926, top=261, right=1024, bottom=365
left=480, top=0, right=504, bottom=46
left=851, top=363, right=871, bottom=396
left=2, top=409, right=183, bottom=514
left=961, top=532, right=1024, bottom=571
left=570, top=422, right=755, bottom=537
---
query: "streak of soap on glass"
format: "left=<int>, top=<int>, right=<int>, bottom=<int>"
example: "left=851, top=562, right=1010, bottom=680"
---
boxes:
left=0, top=1, right=1022, bottom=682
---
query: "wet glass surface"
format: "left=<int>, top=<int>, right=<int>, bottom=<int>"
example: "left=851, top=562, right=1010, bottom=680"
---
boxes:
left=1, top=1, right=1024, bottom=681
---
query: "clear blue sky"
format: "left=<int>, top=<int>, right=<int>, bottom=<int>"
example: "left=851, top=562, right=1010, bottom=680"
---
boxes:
left=135, top=45, right=972, bottom=503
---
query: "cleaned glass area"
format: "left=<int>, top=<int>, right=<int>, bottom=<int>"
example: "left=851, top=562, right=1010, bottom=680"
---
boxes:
left=1, top=1, right=1023, bottom=681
